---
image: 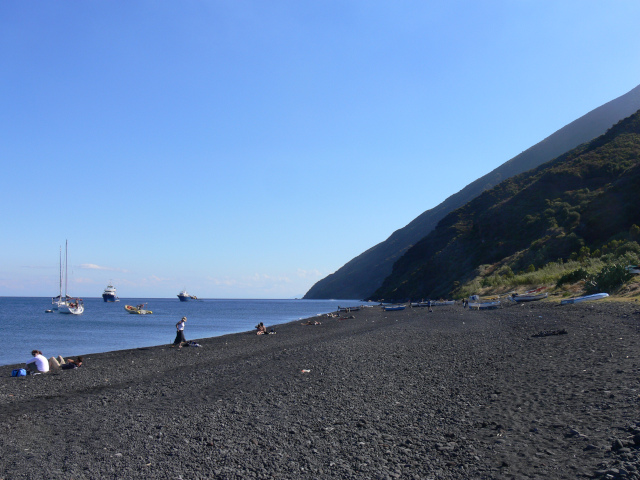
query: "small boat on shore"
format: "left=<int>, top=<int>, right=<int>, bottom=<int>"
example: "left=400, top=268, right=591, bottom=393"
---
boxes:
left=124, top=304, right=153, bottom=315
left=337, top=306, right=361, bottom=312
left=384, top=305, right=406, bottom=311
left=413, top=300, right=455, bottom=307
left=468, top=300, right=501, bottom=310
left=102, top=282, right=119, bottom=302
left=511, top=292, right=548, bottom=303
left=560, top=293, right=609, bottom=305
left=467, top=295, right=500, bottom=310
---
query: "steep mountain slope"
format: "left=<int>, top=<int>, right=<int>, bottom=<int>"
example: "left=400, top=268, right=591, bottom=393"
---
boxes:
left=304, top=83, right=640, bottom=300
left=371, top=109, right=640, bottom=301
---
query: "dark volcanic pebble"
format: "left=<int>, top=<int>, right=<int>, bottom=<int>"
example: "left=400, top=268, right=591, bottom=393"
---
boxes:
left=1, top=300, right=639, bottom=479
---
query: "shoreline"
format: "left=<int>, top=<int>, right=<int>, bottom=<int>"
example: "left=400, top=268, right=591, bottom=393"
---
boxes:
left=0, top=297, right=357, bottom=368
left=1, top=301, right=639, bottom=479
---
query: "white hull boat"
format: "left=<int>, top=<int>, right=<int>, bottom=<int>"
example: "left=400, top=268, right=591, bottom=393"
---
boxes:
left=56, top=240, right=84, bottom=315
left=511, top=292, right=548, bottom=302
left=468, top=301, right=501, bottom=310
left=560, top=293, right=609, bottom=305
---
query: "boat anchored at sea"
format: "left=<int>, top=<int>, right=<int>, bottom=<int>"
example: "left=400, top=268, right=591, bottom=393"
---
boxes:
left=177, top=289, right=198, bottom=301
left=53, top=240, right=84, bottom=315
left=102, top=282, right=119, bottom=302
left=124, top=304, right=152, bottom=315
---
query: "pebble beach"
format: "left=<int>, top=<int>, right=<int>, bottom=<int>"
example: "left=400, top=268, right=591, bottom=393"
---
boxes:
left=1, top=300, right=639, bottom=479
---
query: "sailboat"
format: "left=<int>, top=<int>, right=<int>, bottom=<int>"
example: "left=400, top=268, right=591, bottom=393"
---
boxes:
left=56, top=240, right=84, bottom=315
left=51, top=246, right=69, bottom=310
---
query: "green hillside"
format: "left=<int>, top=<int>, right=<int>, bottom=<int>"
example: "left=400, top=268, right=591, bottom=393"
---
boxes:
left=370, top=110, right=640, bottom=301
left=304, top=83, right=640, bottom=300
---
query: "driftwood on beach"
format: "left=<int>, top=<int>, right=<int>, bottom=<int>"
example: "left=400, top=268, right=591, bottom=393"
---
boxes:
left=0, top=301, right=639, bottom=479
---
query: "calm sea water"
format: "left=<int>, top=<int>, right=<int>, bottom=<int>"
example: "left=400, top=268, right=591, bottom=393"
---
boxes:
left=0, top=297, right=360, bottom=367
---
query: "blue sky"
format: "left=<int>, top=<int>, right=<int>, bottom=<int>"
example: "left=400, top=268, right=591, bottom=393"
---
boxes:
left=2, top=1, right=639, bottom=299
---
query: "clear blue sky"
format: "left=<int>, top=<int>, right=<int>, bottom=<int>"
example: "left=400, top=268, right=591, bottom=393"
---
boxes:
left=2, top=1, right=639, bottom=299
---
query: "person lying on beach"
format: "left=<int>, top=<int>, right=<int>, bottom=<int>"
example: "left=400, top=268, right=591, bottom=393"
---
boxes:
left=256, top=322, right=267, bottom=335
left=301, top=320, right=322, bottom=325
left=25, top=350, right=50, bottom=374
left=49, top=355, right=84, bottom=370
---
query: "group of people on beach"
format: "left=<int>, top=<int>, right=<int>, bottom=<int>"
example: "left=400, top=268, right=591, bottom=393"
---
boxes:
left=19, top=315, right=276, bottom=375
left=255, top=322, right=276, bottom=335
left=23, top=349, right=83, bottom=375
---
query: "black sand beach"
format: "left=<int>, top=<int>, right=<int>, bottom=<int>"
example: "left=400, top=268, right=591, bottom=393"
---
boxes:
left=1, top=301, right=639, bottom=479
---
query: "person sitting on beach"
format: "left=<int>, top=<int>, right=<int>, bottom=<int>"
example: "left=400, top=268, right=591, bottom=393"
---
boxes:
left=25, top=350, right=50, bottom=374
left=256, top=322, right=267, bottom=335
left=49, top=355, right=84, bottom=370
left=301, top=320, right=321, bottom=325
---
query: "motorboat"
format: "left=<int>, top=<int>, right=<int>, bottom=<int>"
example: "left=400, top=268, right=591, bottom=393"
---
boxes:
left=177, top=289, right=198, bottom=301
left=102, top=282, right=119, bottom=302
left=124, top=304, right=153, bottom=314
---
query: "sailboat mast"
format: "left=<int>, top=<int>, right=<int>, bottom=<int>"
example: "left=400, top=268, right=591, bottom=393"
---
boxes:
left=59, top=246, right=62, bottom=299
left=64, top=240, right=68, bottom=298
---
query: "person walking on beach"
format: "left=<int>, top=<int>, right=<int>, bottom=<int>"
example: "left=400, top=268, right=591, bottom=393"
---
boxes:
left=173, top=317, right=187, bottom=348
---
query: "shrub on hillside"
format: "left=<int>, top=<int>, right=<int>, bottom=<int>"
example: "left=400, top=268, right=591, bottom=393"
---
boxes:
left=556, top=268, right=589, bottom=287
left=584, top=264, right=632, bottom=294
left=615, top=241, right=640, bottom=257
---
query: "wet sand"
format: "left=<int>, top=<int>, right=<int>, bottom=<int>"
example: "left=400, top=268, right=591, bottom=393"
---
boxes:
left=1, top=300, right=639, bottom=479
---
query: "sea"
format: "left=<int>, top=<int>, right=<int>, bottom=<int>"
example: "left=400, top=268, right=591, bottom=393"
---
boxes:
left=0, top=297, right=360, bottom=367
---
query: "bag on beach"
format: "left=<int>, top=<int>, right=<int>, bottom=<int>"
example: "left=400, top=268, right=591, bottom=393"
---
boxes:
left=11, top=368, right=27, bottom=377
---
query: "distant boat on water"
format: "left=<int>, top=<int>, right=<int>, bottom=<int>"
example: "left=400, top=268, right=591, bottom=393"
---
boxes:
left=102, top=282, right=119, bottom=302
left=55, top=241, right=84, bottom=315
left=177, top=289, right=198, bottom=301
left=124, top=304, right=152, bottom=315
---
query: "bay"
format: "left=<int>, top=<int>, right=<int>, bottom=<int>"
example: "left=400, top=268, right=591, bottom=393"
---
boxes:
left=0, top=297, right=361, bottom=367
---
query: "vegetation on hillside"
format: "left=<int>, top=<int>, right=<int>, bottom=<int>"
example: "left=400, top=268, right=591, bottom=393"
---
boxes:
left=370, top=110, right=640, bottom=302
left=304, top=84, right=640, bottom=300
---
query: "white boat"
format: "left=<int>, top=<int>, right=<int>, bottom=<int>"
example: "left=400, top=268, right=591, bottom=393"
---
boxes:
left=58, top=298, right=84, bottom=315
left=431, top=300, right=455, bottom=306
left=411, top=300, right=455, bottom=307
left=177, top=289, right=198, bottom=301
left=468, top=295, right=500, bottom=310
left=468, top=300, right=501, bottom=310
left=102, top=282, right=119, bottom=302
left=56, top=240, right=84, bottom=315
left=51, top=246, right=65, bottom=311
left=511, top=292, right=548, bottom=302
left=626, top=265, right=640, bottom=274
left=560, top=293, right=609, bottom=305
left=384, top=305, right=406, bottom=311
